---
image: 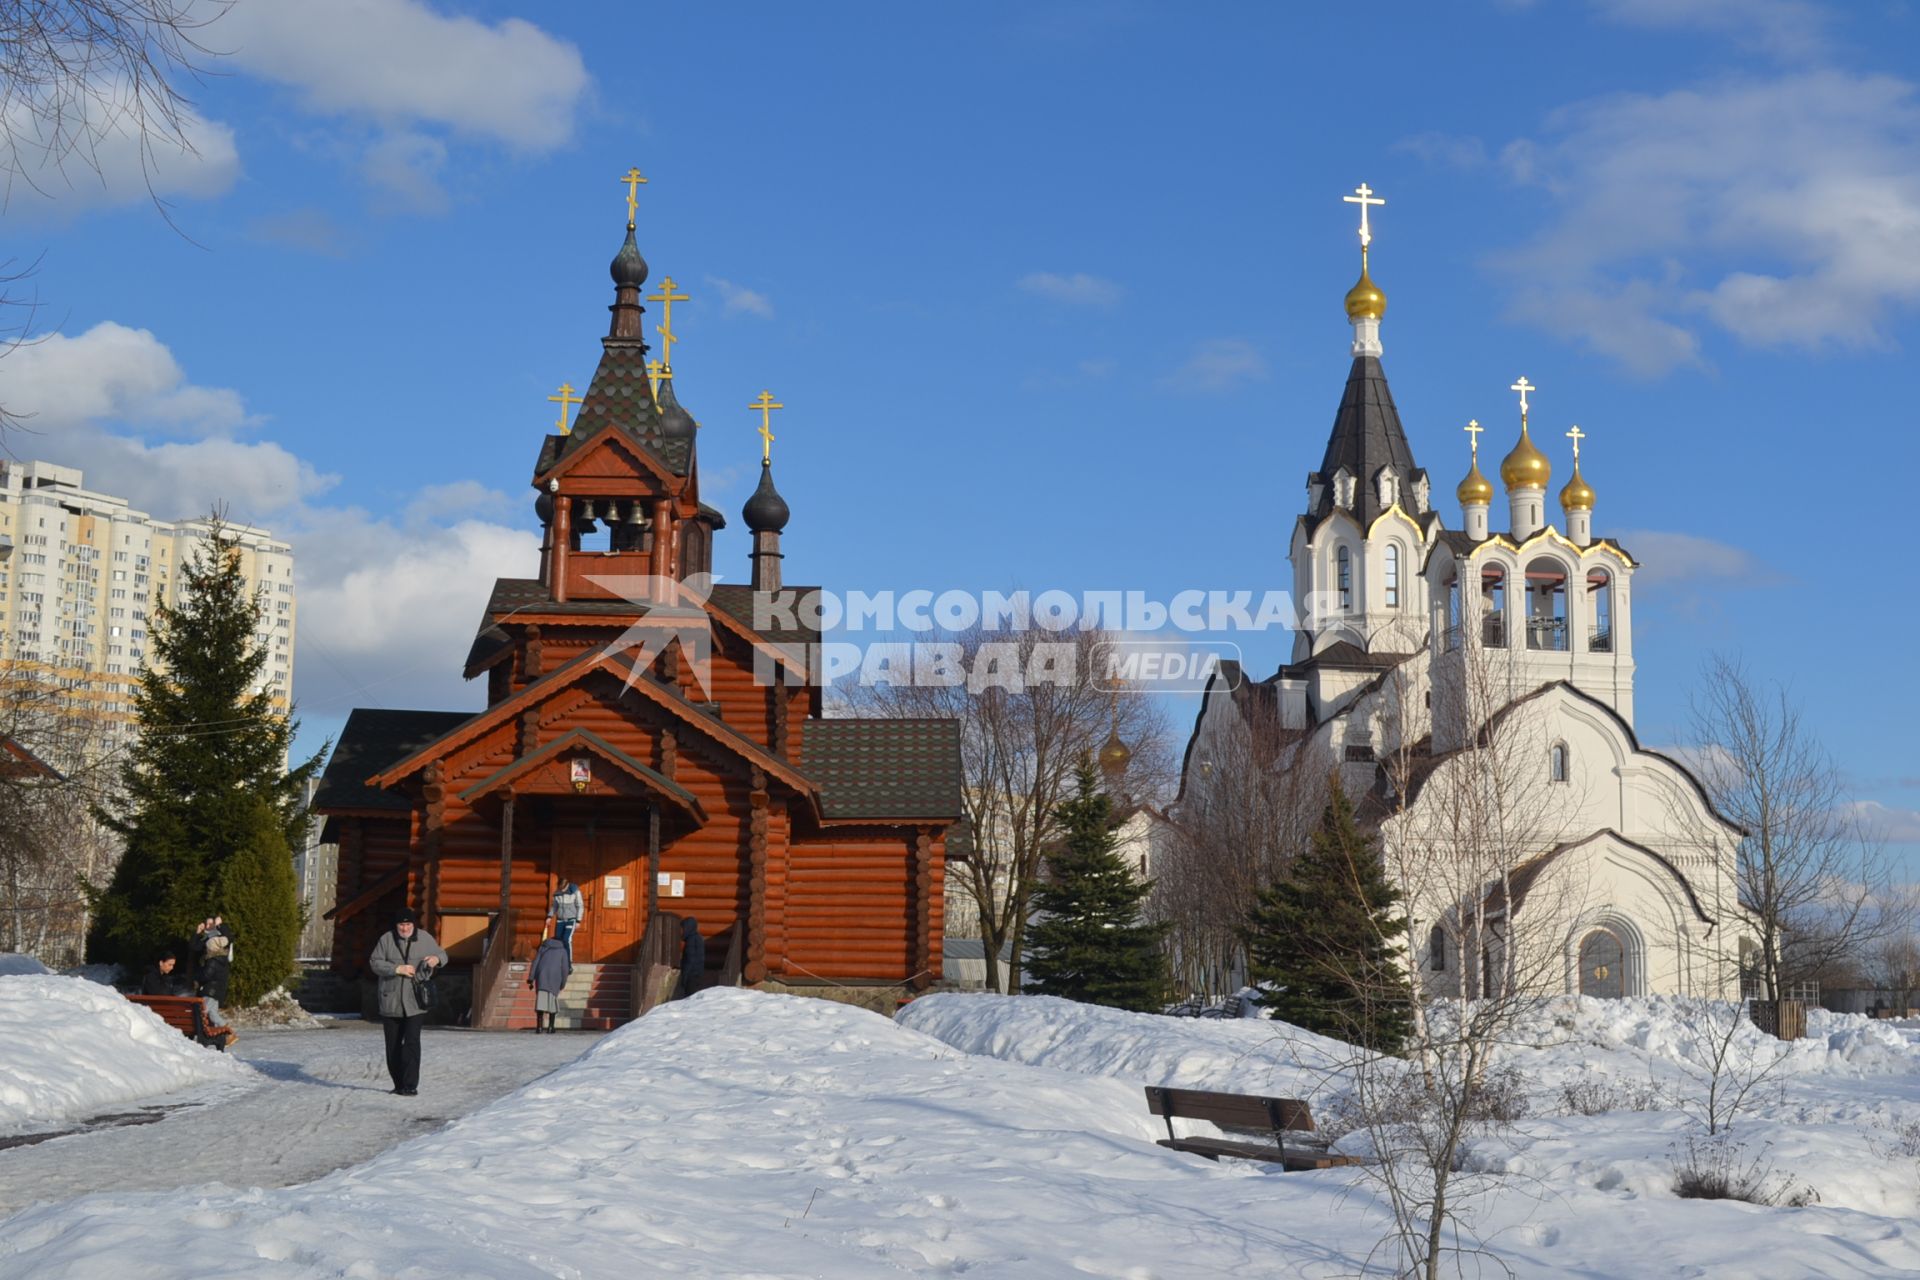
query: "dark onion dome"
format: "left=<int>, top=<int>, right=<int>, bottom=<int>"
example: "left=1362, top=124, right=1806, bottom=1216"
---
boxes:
left=534, top=491, right=554, bottom=524
left=742, top=460, right=790, bottom=533
left=610, top=225, right=649, bottom=289
left=656, top=376, right=696, bottom=441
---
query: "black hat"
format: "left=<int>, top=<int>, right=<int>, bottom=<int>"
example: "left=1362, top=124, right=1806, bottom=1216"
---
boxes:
left=393, top=907, right=419, bottom=926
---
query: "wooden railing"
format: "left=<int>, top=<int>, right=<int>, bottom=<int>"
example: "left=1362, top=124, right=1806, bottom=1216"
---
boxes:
left=718, top=924, right=743, bottom=989
left=631, top=910, right=682, bottom=1020
left=470, top=908, right=516, bottom=1030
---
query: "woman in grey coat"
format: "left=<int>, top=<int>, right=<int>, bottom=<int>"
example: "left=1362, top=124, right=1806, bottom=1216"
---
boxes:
left=526, top=936, right=572, bottom=1034
left=368, top=907, right=448, bottom=1096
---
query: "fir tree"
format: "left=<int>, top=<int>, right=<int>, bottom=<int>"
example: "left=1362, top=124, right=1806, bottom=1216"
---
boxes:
left=1025, top=760, right=1169, bottom=1011
left=218, top=796, right=304, bottom=1005
left=88, top=519, right=322, bottom=984
left=1242, top=772, right=1413, bottom=1054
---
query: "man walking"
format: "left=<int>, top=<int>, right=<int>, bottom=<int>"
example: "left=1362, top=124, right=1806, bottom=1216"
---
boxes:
left=549, top=879, right=584, bottom=959
left=369, top=907, right=446, bottom=1096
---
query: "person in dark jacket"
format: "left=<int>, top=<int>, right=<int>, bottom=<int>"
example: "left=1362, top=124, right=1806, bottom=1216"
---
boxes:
left=140, top=951, right=184, bottom=996
left=368, top=907, right=447, bottom=1096
left=191, top=917, right=235, bottom=1026
left=526, top=936, right=572, bottom=1034
left=676, top=916, right=706, bottom=1000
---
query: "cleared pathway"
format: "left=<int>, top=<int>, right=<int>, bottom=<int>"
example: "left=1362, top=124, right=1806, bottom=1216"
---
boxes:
left=0, top=1020, right=594, bottom=1217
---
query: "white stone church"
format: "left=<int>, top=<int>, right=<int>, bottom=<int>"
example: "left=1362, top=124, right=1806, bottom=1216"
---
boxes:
left=1174, top=188, right=1751, bottom=1000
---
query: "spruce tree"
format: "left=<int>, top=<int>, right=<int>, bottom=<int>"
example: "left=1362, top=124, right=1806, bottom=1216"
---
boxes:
left=1025, top=760, right=1169, bottom=1012
left=1242, top=772, right=1413, bottom=1053
left=88, top=519, right=322, bottom=985
left=219, top=796, right=304, bottom=1004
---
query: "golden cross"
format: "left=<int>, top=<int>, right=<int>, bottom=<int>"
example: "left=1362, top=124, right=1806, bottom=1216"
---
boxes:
left=750, top=389, right=782, bottom=463
left=646, top=359, right=671, bottom=397
left=1510, top=376, right=1536, bottom=424
left=1344, top=181, right=1385, bottom=249
left=1565, top=423, right=1585, bottom=464
left=1464, top=418, right=1484, bottom=462
left=547, top=382, right=583, bottom=433
left=648, top=276, right=690, bottom=371
left=618, top=166, right=648, bottom=228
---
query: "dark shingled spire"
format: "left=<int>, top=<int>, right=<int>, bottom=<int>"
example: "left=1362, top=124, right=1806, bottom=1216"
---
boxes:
left=742, top=460, right=790, bottom=533
left=656, top=376, right=696, bottom=441
left=1306, top=355, right=1429, bottom=529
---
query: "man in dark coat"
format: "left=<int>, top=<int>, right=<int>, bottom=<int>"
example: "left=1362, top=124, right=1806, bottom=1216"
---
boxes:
left=526, top=936, right=572, bottom=1034
left=140, top=951, right=184, bottom=996
left=676, top=916, right=706, bottom=1000
left=368, top=907, right=447, bottom=1096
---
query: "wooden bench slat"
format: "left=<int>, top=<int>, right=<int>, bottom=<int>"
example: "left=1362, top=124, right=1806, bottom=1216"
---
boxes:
left=1143, top=1086, right=1314, bottom=1132
left=1156, top=1137, right=1362, bottom=1172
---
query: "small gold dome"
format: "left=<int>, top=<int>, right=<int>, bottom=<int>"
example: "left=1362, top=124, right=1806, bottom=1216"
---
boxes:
left=1457, top=460, right=1494, bottom=506
left=1098, top=729, right=1132, bottom=776
left=1344, top=266, right=1387, bottom=321
left=1500, top=425, right=1552, bottom=490
left=1559, top=464, right=1595, bottom=512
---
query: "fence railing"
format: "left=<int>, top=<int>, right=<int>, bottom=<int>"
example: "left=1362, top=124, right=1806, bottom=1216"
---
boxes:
left=470, top=908, right=516, bottom=1030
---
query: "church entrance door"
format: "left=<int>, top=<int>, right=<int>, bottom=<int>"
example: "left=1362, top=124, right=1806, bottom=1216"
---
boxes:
left=554, top=824, right=642, bottom=963
left=1578, top=928, right=1625, bottom=998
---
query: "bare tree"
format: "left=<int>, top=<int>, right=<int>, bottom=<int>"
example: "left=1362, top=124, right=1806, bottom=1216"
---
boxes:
left=1153, top=674, right=1324, bottom=999
left=1688, top=654, right=1904, bottom=1001
left=1868, top=934, right=1920, bottom=1016
left=847, top=625, right=1171, bottom=993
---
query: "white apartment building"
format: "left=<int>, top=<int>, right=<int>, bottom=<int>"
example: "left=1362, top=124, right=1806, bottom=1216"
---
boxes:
left=0, top=460, right=295, bottom=764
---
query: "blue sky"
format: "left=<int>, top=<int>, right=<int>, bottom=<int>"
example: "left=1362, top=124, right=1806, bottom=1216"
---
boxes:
left=2, top=0, right=1917, bottom=857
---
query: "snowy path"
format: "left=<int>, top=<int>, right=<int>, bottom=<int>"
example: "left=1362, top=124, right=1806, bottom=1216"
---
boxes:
left=0, top=1021, right=593, bottom=1217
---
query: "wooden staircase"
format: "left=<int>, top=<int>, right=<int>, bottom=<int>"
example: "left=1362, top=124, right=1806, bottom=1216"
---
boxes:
left=478, top=961, right=635, bottom=1031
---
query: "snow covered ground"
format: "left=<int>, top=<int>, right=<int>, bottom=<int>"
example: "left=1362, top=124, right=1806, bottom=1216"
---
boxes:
left=0, top=974, right=252, bottom=1135
left=3, top=988, right=1920, bottom=1277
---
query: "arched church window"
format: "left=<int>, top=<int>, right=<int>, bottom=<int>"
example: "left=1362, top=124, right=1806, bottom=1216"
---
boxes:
left=1525, top=558, right=1568, bottom=651
left=1444, top=577, right=1461, bottom=650
left=1384, top=545, right=1401, bottom=608
left=1336, top=546, right=1352, bottom=611
left=1429, top=924, right=1447, bottom=971
left=1587, top=568, right=1613, bottom=652
left=1549, top=742, right=1569, bottom=783
left=1480, top=566, right=1506, bottom=648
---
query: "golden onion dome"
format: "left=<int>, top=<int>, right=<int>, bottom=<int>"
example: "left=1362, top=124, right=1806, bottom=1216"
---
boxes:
left=1344, top=266, right=1387, bottom=321
left=1499, top=425, right=1552, bottom=490
left=1097, top=729, right=1132, bottom=776
left=1457, top=459, right=1495, bottom=506
left=1559, top=464, right=1595, bottom=512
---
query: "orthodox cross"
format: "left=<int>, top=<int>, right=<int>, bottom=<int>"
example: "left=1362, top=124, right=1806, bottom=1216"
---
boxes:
left=1464, top=417, right=1483, bottom=463
left=547, top=382, right=583, bottom=434
left=750, top=390, right=782, bottom=463
left=618, top=166, right=648, bottom=228
left=1565, top=423, right=1585, bottom=464
left=1344, top=181, right=1385, bottom=250
left=646, top=359, right=670, bottom=397
left=648, top=276, right=689, bottom=371
left=1510, top=376, right=1535, bottom=425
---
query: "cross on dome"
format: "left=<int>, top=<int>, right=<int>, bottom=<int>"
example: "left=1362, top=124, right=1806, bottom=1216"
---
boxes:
left=1344, top=182, right=1385, bottom=249
left=547, top=382, right=582, bottom=434
left=618, top=166, right=648, bottom=228
left=1510, top=376, right=1536, bottom=424
left=649, top=276, right=689, bottom=371
left=1464, top=417, right=1483, bottom=460
left=750, top=390, right=783, bottom=463
left=1565, top=422, right=1585, bottom=463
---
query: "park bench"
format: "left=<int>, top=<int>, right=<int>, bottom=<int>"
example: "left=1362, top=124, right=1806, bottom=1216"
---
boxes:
left=126, top=994, right=235, bottom=1051
left=1144, top=1086, right=1359, bottom=1171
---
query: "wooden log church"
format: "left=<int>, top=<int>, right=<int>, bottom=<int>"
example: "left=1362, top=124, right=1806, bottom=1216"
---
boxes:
left=315, top=185, right=963, bottom=1027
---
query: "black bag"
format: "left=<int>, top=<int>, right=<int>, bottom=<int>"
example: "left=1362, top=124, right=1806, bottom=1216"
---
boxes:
left=412, top=969, right=437, bottom=1010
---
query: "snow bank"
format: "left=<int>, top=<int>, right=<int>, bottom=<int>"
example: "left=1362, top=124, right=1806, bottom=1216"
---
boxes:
left=897, top=991, right=1373, bottom=1102
left=0, top=954, right=51, bottom=976
left=0, top=976, right=251, bottom=1133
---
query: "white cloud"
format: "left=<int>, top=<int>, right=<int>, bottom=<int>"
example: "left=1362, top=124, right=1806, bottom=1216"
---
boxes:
left=1846, top=800, right=1920, bottom=845
left=1612, top=529, right=1789, bottom=589
left=1590, top=0, right=1829, bottom=60
left=247, top=207, right=353, bottom=257
left=213, top=0, right=589, bottom=150
left=1392, top=131, right=1489, bottom=171
left=705, top=276, right=775, bottom=319
left=1157, top=339, right=1269, bottom=394
left=1017, top=271, right=1124, bottom=307
left=291, top=511, right=538, bottom=714
left=361, top=130, right=450, bottom=215
left=403, top=480, right=518, bottom=525
left=31, top=427, right=338, bottom=523
left=0, top=79, right=238, bottom=218
left=1497, top=71, right=1920, bottom=375
left=0, top=322, right=248, bottom=434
